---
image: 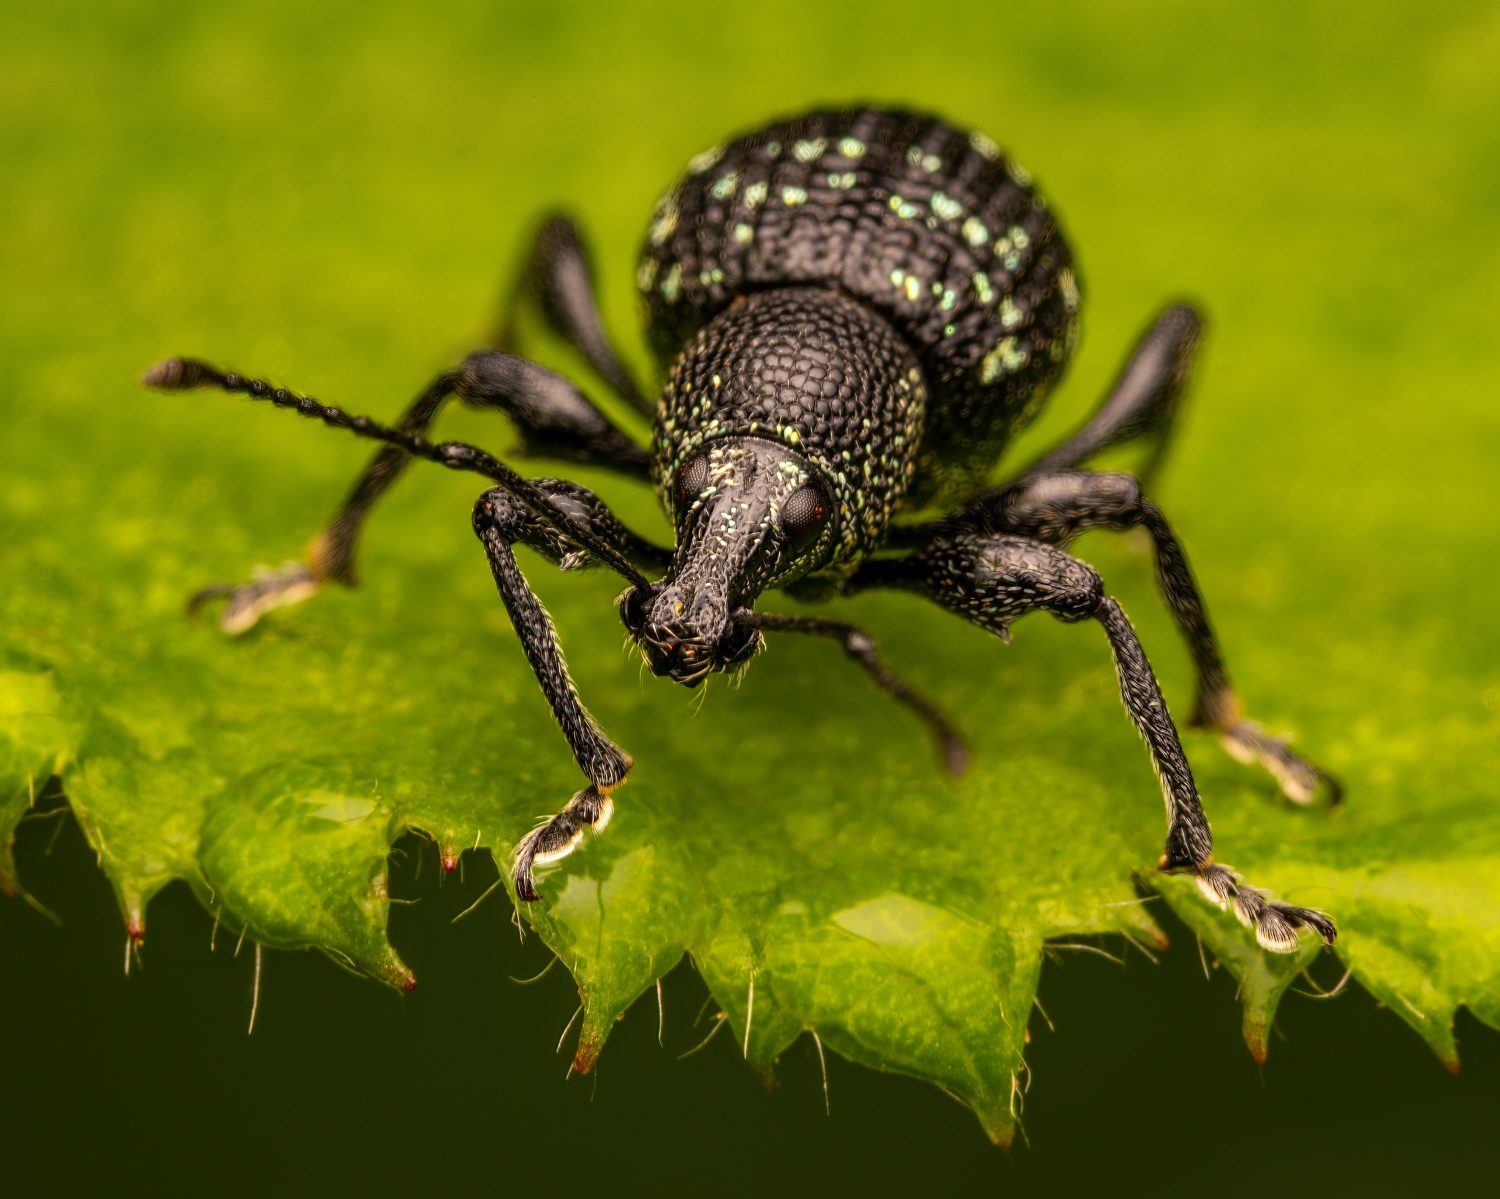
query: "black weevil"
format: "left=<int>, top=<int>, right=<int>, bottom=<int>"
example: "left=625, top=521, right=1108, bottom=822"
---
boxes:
left=145, top=107, right=1337, bottom=949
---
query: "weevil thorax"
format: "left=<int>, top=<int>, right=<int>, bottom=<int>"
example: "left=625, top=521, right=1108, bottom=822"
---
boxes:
left=629, top=287, right=927, bottom=684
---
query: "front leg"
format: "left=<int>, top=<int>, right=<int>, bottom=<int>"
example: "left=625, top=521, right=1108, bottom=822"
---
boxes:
left=744, top=612, right=969, bottom=776
left=855, top=531, right=1335, bottom=952
left=471, top=482, right=667, bottom=900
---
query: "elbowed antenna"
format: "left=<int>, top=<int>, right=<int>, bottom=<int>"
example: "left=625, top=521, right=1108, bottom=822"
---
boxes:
left=141, top=357, right=653, bottom=591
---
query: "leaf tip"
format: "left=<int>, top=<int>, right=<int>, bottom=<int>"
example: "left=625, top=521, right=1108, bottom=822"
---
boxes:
left=1242, top=1008, right=1273, bottom=1064
left=382, top=962, right=417, bottom=991
left=571, top=1004, right=616, bottom=1075
left=571, top=1033, right=602, bottom=1076
left=981, top=1111, right=1016, bottom=1148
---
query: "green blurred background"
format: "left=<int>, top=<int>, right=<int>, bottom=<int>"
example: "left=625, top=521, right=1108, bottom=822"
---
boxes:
left=3, top=0, right=1498, bottom=1191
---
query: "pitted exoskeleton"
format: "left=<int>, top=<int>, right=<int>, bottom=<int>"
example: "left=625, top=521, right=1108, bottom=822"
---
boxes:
left=144, top=107, right=1338, bottom=951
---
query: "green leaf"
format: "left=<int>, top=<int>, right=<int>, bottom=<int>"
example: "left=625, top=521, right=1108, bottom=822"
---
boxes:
left=4, top=0, right=1497, bottom=1145
left=0, top=665, right=83, bottom=895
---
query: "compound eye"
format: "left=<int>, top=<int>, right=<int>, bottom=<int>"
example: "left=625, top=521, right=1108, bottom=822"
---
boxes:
left=674, top=456, right=710, bottom=508
left=780, top=484, right=830, bottom=556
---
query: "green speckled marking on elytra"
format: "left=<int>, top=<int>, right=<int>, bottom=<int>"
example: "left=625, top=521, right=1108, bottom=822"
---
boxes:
left=686, top=143, right=724, bottom=173
left=931, top=191, right=963, bottom=221
left=838, top=136, right=865, bottom=158
left=969, top=130, right=1000, bottom=160
left=660, top=262, right=682, bottom=302
left=972, top=272, right=994, bottom=304
left=781, top=185, right=808, bottom=206
left=732, top=223, right=754, bottom=245
left=999, top=296, right=1023, bottom=330
left=979, top=336, right=1029, bottom=383
left=649, top=199, right=678, bottom=246
left=889, top=195, right=921, bottom=220
left=743, top=180, right=768, bottom=208
left=962, top=216, right=988, bottom=246
left=792, top=137, right=828, bottom=162
left=711, top=172, right=739, bottom=200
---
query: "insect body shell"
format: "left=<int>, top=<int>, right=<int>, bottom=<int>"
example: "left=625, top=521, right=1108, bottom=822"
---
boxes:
left=638, top=108, right=1082, bottom=511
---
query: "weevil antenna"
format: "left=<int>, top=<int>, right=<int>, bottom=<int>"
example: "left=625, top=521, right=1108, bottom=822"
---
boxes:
left=142, top=357, right=652, bottom=591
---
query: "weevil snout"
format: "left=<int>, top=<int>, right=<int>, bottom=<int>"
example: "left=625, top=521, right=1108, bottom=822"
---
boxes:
left=621, top=582, right=762, bottom=684
left=620, top=582, right=760, bottom=685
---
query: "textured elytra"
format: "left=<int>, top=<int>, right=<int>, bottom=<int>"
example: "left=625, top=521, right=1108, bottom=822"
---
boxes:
left=639, top=107, right=1081, bottom=506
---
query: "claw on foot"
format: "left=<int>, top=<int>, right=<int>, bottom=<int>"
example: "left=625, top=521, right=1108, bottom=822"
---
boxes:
left=188, top=562, right=320, bottom=634
left=1208, top=715, right=1342, bottom=806
left=1190, top=861, right=1336, bottom=952
left=511, top=785, right=615, bottom=903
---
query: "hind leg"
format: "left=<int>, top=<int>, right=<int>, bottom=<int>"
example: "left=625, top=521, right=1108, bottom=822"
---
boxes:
left=497, top=213, right=652, bottom=418
left=1017, top=302, right=1202, bottom=484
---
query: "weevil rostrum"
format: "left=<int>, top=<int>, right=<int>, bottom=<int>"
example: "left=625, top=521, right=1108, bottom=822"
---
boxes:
left=145, top=107, right=1338, bottom=950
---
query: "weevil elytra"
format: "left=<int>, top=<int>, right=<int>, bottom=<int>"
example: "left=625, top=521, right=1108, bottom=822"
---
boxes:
left=144, top=107, right=1338, bottom=950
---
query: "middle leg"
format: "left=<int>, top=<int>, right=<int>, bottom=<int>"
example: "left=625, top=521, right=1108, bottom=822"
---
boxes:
left=943, top=470, right=1339, bottom=804
left=186, top=352, right=650, bottom=633
left=852, top=530, right=1335, bottom=951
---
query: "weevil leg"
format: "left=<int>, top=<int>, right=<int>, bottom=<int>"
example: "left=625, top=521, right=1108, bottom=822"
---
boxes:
left=852, top=531, right=1335, bottom=952
left=744, top=612, right=969, bottom=776
left=946, top=469, right=1340, bottom=805
left=146, top=357, right=663, bottom=901
left=471, top=482, right=661, bottom=900
left=174, top=352, right=651, bottom=633
left=1013, top=303, right=1202, bottom=485
left=497, top=213, right=654, bottom=419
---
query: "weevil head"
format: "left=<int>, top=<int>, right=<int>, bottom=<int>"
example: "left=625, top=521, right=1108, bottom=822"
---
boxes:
left=619, top=438, right=836, bottom=685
